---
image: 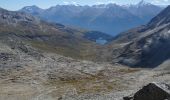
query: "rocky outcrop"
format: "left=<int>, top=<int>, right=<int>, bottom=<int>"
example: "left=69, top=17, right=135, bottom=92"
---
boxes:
left=124, top=82, right=170, bottom=100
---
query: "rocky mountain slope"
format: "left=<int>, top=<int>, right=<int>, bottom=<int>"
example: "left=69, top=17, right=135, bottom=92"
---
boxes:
left=0, top=7, right=110, bottom=60
left=106, top=5, right=170, bottom=68
left=0, top=32, right=170, bottom=100
left=20, top=0, right=163, bottom=36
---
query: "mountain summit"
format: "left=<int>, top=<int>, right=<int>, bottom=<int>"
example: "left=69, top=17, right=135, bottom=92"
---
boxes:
left=137, top=0, right=151, bottom=6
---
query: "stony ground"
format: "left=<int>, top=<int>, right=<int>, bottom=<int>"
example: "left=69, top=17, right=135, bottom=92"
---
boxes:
left=0, top=39, right=170, bottom=100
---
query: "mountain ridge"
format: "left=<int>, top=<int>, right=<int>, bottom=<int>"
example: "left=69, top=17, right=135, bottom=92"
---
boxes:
left=20, top=1, right=163, bottom=36
left=106, top=5, right=170, bottom=68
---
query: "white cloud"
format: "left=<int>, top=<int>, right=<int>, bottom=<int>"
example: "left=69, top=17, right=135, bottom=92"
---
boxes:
left=63, top=1, right=69, bottom=5
left=151, top=0, right=169, bottom=4
left=164, top=0, right=169, bottom=2
left=95, top=1, right=115, bottom=5
left=96, top=2, right=104, bottom=5
left=63, top=1, right=79, bottom=5
left=72, top=1, right=78, bottom=5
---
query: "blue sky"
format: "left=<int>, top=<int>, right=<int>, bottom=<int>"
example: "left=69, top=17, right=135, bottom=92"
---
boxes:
left=0, top=0, right=169, bottom=10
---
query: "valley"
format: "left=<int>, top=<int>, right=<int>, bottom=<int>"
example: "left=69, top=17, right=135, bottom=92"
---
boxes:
left=0, top=37, right=169, bottom=100
left=0, top=0, right=170, bottom=100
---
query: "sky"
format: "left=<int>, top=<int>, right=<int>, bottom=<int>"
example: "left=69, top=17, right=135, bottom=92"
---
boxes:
left=0, top=0, right=169, bottom=11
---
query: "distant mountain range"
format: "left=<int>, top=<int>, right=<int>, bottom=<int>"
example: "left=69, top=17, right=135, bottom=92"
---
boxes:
left=20, top=0, right=164, bottom=36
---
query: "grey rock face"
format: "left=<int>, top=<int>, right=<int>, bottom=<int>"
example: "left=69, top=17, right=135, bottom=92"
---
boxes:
left=124, top=83, right=170, bottom=100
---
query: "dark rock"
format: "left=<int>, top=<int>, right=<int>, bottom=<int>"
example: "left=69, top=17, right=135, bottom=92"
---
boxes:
left=0, top=53, right=14, bottom=61
left=124, top=83, right=170, bottom=100
left=58, top=97, right=62, bottom=100
left=123, top=96, right=133, bottom=100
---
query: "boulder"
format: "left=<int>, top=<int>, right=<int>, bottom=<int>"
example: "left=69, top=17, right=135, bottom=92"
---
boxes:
left=124, top=82, right=170, bottom=100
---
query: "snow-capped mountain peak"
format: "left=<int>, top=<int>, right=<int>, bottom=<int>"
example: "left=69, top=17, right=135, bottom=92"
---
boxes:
left=21, top=5, right=43, bottom=13
left=137, top=0, right=152, bottom=7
